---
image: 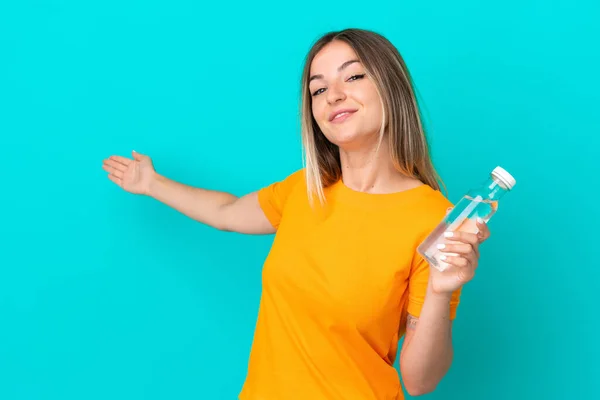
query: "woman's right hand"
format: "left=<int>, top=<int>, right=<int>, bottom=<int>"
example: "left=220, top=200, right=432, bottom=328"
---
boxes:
left=102, top=150, right=275, bottom=234
left=102, top=150, right=156, bottom=195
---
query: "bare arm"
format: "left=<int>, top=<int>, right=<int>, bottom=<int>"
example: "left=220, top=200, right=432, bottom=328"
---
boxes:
left=102, top=152, right=275, bottom=235
left=399, top=280, right=454, bottom=396
left=399, top=222, right=487, bottom=395
left=148, top=173, right=275, bottom=234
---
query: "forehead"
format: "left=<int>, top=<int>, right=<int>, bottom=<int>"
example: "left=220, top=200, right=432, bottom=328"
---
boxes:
left=310, top=40, right=359, bottom=75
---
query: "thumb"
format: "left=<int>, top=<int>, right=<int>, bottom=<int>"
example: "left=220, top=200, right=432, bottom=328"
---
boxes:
left=132, top=150, right=145, bottom=161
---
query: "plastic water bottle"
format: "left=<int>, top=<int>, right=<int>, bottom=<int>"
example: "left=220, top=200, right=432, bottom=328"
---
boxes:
left=417, top=166, right=516, bottom=272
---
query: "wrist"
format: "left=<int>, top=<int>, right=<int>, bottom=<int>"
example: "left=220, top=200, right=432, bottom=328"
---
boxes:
left=146, top=172, right=161, bottom=197
left=427, top=278, right=453, bottom=302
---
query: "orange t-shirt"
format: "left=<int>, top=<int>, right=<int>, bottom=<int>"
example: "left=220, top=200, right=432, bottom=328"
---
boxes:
left=239, top=169, right=461, bottom=400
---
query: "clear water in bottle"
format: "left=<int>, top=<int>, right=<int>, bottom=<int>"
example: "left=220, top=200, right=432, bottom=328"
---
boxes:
left=418, top=166, right=516, bottom=272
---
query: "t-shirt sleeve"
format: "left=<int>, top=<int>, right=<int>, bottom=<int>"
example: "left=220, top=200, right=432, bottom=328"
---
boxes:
left=257, top=169, right=304, bottom=229
left=406, top=252, right=462, bottom=320
left=406, top=194, right=461, bottom=320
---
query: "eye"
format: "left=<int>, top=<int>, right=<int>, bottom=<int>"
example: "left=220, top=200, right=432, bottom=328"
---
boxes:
left=310, top=74, right=366, bottom=97
left=347, top=74, right=366, bottom=81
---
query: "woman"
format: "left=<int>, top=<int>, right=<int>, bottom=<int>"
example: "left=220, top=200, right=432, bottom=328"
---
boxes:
left=102, top=28, right=490, bottom=400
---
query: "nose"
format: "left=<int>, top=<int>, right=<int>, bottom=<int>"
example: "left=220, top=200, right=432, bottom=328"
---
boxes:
left=326, top=82, right=346, bottom=105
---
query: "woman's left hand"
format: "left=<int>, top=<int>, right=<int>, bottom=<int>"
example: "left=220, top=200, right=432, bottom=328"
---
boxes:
left=429, top=218, right=491, bottom=295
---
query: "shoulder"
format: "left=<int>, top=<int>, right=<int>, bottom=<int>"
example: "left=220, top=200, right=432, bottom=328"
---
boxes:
left=406, top=185, right=454, bottom=236
left=417, top=184, right=453, bottom=212
left=268, top=168, right=306, bottom=195
left=283, top=168, right=306, bottom=187
left=257, top=168, right=306, bottom=219
left=258, top=168, right=305, bottom=191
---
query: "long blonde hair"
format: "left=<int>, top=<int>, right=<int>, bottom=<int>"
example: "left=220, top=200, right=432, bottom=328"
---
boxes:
left=300, top=28, right=445, bottom=205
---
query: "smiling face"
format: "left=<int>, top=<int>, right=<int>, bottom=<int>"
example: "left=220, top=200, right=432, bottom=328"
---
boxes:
left=300, top=29, right=442, bottom=204
left=308, top=40, right=384, bottom=151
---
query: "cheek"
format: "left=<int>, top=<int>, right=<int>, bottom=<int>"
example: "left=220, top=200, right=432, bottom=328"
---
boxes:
left=372, top=101, right=384, bottom=122
left=351, top=83, right=381, bottom=117
left=364, top=90, right=383, bottom=123
left=311, top=99, right=327, bottom=125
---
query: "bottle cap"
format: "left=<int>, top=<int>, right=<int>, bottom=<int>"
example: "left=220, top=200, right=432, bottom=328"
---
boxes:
left=492, top=166, right=516, bottom=190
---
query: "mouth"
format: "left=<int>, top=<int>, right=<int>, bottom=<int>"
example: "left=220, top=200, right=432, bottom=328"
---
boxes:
left=329, top=109, right=357, bottom=123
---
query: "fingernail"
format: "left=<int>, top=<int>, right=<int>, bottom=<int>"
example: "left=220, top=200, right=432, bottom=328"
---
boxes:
left=437, top=243, right=446, bottom=249
left=440, top=255, right=447, bottom=260
left=444, top=231, right=454, bottom=238
left=477, top=217, right=484, bottom=224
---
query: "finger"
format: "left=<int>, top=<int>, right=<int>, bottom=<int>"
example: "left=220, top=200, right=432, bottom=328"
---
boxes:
left=132, top=150, right=145, bottom=161
left=443, top=230, right=479, bottom=246
left=108, top=174, right=123, bottom=187
left=440, top=255, right=477, bottom=281
left=443, top=256, right=476, bottom=282
left=445, top=207, right=453, bottom=216
left=444, top=240, right=480, bottom=259
left=476, top=218, right=491, bottom=242
left=102, top=163, right=124, bottom=179
left=104, top=158, right=128, bottom=172
left=439, top=254, right=470, bottom=269
left=437, top=242, right=474, bottom=256
left=108, top=155, right=132, bottom=168
left=439, top=246, right=479, bottom=270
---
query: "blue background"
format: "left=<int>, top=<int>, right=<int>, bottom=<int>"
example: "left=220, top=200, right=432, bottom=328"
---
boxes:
left=1, top=1, right=598, bottom=399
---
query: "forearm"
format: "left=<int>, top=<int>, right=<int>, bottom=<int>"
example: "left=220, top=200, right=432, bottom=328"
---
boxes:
left=148, top=172, right=237, bottom=230
left=400, top=281, right=453, bottom=395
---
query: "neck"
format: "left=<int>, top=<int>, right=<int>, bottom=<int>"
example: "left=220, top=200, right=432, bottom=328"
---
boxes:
left=338, top=136, right=422, bottom=194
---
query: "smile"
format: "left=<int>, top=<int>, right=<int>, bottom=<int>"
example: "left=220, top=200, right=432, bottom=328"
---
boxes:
left=329, top=110, right=357, bottom=123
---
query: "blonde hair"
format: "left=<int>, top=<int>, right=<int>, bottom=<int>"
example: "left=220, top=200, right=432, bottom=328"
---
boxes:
left=300, top=28, right=445, bottom=205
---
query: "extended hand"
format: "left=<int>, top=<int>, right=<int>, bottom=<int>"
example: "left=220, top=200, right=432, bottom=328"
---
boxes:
left=102, top=150, right=156, bottom=195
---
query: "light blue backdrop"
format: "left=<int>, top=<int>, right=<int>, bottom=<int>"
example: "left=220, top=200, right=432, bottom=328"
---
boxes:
left=1, top=1, right=598, bottom=399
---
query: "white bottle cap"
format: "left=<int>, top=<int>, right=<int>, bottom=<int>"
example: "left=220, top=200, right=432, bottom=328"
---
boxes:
left=492, top=166, right=516, bottom=190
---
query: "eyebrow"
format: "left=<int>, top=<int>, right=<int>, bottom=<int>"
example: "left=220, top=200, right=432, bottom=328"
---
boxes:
left=309, top=59, right=361, bottom=83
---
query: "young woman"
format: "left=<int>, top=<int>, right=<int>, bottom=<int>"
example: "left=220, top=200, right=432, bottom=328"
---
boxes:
left=102, top=28, right=490, bottom=400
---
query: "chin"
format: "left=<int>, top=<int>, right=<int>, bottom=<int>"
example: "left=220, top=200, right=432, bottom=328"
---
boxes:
left=324, top=129, right=378, bottom=151
left=324, top=132, right=356, bottom=147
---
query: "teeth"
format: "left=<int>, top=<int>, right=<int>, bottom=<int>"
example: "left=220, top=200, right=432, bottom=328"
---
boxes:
left=334, top=112, right=349, bottom=120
